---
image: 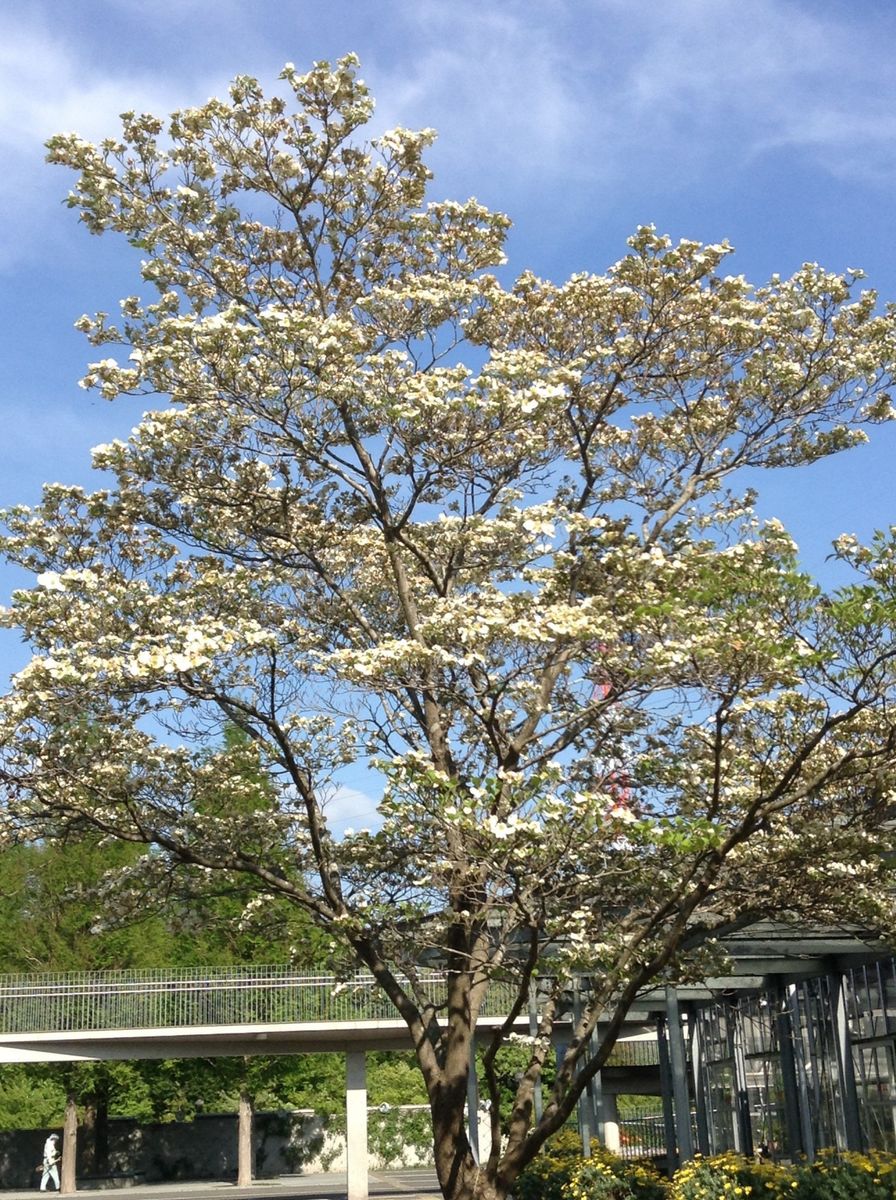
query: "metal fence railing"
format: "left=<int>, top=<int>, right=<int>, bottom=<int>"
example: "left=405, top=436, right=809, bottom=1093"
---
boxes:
left=605, top=1039, right=659, bottom=1068
left=0, top=967, right=523, bottom=1036
left=617, top=1108, right=667, bottom=1158
left=0, top=969, right=665, bottom=1071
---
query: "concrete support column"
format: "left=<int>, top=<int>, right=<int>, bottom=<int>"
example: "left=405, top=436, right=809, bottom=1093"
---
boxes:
left=346, top=1049, right=368, bottom=1200
left=602, top=1092, right=621, bottom=1153
left=237, top=1089, right=254, bottom=1187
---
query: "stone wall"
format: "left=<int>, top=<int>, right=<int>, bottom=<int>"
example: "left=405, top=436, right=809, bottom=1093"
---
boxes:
left=0, top=1106, right=436, bottom=1191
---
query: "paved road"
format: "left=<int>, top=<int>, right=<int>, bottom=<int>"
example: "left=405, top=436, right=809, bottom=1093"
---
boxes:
left=0, top=1168, right=441, bottom=1200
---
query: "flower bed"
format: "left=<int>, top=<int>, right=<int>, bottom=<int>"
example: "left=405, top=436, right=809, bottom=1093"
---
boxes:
left=514, top=1139, right=896, bottom=1200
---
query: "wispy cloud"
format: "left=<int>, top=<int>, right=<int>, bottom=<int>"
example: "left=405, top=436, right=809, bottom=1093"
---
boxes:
left=363, top=0, right=896, bottom=198
left=0, top=14, right=225, bottom=269
left=3, top=0, right=894, bottom=266
left=323, top=784, right=382, bottom=838
left=365, top=3, right=586, bottom=195
left=616, top=0, right=896, bottom=178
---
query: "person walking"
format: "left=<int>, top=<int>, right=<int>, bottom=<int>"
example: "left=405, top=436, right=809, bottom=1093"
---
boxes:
left=39, top=1133, right=61, bottom=1191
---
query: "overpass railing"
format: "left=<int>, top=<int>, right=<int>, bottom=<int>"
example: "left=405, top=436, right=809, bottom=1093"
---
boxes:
left=0, top=968, right=662, bottom=1067
left=0, top=967, right=523, bottom=1036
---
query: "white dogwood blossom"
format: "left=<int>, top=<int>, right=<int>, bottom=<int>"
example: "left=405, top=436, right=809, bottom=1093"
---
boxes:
left=2, top=54, right=896, bottom=1200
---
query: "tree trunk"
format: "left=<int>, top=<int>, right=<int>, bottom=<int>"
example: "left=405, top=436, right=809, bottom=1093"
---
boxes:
left=425, top=970, right=519, bottom=1200
left=433, top=1143, right=508, bottom=1200
left=432, top=1079, right=510, bottom=1200
left=60, top=1093, right=78, bottom=1195
left=237, top=1089, right=254, bottom=1187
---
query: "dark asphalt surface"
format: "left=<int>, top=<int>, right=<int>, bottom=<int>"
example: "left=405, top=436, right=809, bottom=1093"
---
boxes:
left=0, top=1168, right=441, bottom=1200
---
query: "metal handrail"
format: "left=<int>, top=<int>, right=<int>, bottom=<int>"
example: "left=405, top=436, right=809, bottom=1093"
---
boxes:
left=0, top=967, right=521, bottom=1036
left=0, top=967, right=661, bottom=1069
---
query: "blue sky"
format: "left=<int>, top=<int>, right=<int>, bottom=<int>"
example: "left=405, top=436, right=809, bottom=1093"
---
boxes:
left=2, top=0, right=895, bottom=824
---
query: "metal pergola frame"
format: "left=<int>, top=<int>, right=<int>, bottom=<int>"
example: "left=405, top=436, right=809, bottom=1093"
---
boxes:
left=601, top=921, right=896, bottom=1168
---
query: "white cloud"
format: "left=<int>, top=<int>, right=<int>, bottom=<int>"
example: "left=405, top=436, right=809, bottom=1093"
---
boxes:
left=4, top=0, right=893, bottom=271
left=362, top=0, right=896, bottom=199
left=0, top=19, right=216, bottom=150
left=323, top=784, right=382, bottom=838
left=616, top=0, right=896, bottom=174
left=366, top=4, right=586, bottom=191
left=0, top=15, right=226, bottom=269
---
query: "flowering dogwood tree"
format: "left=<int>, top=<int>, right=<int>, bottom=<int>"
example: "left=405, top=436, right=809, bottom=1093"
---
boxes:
left=3, top=56, right=896, bottom=1200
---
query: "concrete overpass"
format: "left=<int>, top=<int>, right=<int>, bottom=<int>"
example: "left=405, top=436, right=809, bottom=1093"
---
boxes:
left=0, top=967, right=573, bottom=1062
left=1, top=926, right=891, bottom=1194
left=0, top=966, right=662, bottom=1197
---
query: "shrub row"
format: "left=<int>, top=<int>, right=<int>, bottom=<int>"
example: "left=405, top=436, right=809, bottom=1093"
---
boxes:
left=669, top=1148, right=896, bottom=1199
left=514, top=1132, right=896, bottom=1200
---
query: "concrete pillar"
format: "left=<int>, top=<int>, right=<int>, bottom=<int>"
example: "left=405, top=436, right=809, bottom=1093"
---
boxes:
left=602, top=1092, right=621, bottom=1152
left=237, top=1089, right=254, bottom=1187
left=346, top=1049, right=368, bottom=1200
